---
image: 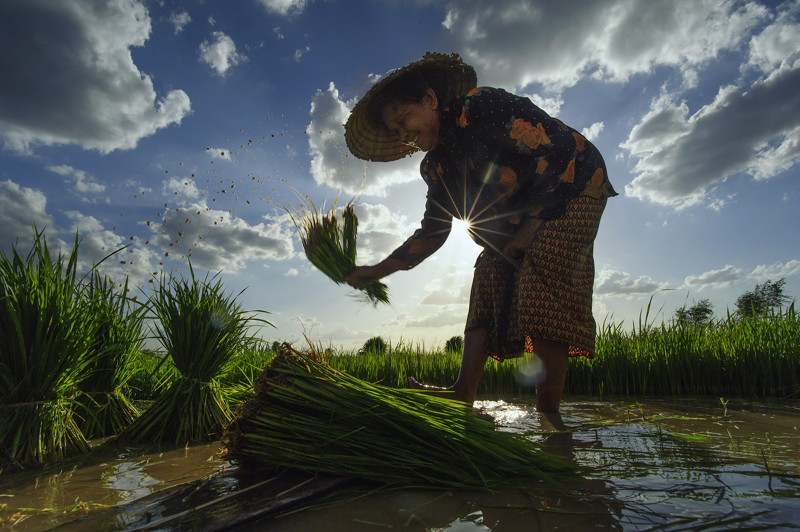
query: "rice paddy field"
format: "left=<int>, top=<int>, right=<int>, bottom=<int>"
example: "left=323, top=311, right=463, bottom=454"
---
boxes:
left=2, top=235, right=800, bottom=530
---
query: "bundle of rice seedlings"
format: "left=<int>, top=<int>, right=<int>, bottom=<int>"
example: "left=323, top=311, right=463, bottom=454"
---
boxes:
left=0, top=230, right=92, bottom=468
left=74, top=272, right=146, bottom=439
left=289, top=199, right=389, bottom=307
left=223, top=346, right=577, bottom=489
left=116, top=265, right=271, bottom=445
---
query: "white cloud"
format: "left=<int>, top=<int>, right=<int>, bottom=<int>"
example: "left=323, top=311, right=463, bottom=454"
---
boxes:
left=46, top=164, right=106, bottom=195
left=420, top=272, right=471, bottom=306
left=440, top=0, right=767, bottom=92
left=170, top=10, right=191, bottom=34
left=595, top=268, right=669, bottom=296
left=0, top=0, right=191, bottom=154
left=161, top=176, right=202, bottom=199
left=256, top=0, right=310, bottom=16
left=525, top=93, right=564, bottom=116
left=206, top=146, right=233, bottom=162
left=747, top=7, right=800, bottom=73
left=581, top=122, right=605, bottom=141
left=623, top=62, right=800, bottom=208
left=199, top=31, right=247, bottom=77
left=285, top=268, right=299, bottom=277
left=65, top=211, right=104, bottom=234
left=0, top=180, right=55, bottom=251
left=748, top=259, right=800, bottom=281
left=148, top=203, right=295, bottom=273
left=307, top=82, right=422, bottom=196
left=683, top=265, right=743, bottom=290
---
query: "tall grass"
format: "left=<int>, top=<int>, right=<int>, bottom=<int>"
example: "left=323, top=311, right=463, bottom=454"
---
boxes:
left=567, top=305, right=800, bottom=398
left=75, top=272, right=147, bottom=438
left=330, top=307, right=800, bottom=400
left=0, top=232, right=93, bottom=467
left=116, top=266, right=271, bottom=445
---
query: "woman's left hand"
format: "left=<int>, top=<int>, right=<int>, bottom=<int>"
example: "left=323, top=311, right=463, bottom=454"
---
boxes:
left=503, top=217, right=543, bottom=259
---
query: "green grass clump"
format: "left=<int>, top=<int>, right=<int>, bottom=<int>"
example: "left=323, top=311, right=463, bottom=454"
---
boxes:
left=116, top=265, right=271, bottom=445
left=74, top=272, right=147, bottom=438
left=289, top=199, right=389, bottom=307
left=223, top=346, right=576, bottom=489
left=0, top=231, right=92, bottom=467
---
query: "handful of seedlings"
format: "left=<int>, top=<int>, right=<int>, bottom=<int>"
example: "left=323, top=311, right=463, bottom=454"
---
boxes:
left=291, top=199, right=389, bottom=307
left=223, top=346, right=577, bottom=489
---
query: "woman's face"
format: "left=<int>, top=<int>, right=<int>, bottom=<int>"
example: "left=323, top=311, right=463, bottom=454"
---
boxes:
left=381, top=88, right=441, bottom=152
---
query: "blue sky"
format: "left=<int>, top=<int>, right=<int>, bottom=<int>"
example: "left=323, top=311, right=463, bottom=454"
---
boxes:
left=1, top=0, right=798, bottom=350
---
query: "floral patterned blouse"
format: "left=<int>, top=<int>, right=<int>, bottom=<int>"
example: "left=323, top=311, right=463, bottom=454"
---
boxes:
left=387, top=87, right=617, bottom=269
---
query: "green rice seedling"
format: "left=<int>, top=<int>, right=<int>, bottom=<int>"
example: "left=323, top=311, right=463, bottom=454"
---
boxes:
left=288, top=198, right=389, bottom=307
left=74, top=272, right=147, bottom=438
left=0, top=230, right=93, bottom=468
left=224, top=346, right=577, bottom=489
left=115, top=265, right=271, bottom=445
left=124, top=350, right=177, bottom=401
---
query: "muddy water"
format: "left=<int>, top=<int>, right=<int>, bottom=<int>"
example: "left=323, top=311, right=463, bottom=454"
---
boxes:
left=1, top=397, right=798, bottom=530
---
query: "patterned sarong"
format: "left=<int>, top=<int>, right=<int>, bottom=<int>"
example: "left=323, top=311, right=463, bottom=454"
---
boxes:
left=466, top=196, right=607, bottom=360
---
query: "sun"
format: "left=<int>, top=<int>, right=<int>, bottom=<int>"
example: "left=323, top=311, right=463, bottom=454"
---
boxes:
left=449, top=218, right=481, bottom=254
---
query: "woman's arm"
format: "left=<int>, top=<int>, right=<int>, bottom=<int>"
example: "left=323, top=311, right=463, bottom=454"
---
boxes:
left=502, top=216, right=543, bottom=260
left=345, top=258, right=407, bottom=289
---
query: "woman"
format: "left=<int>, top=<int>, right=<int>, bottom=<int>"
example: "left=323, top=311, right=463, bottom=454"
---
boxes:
left=344, top=53, right=617, bottom=413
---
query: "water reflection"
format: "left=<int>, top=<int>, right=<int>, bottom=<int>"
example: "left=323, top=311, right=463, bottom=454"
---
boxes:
left=2, top=398, right=799, bottom=530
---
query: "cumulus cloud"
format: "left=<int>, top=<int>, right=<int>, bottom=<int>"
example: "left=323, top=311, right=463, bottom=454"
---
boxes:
left=683, top=265, right=743, bottom=290
left=307, top=82, right=423, bottom=196
left=0, top=0, right=191, bottom=154
left=0, top=180, right=55, bottom=250
left=256, top=0, right=310, bottom=16
left=616, top=3, right=800, bottom=208
left=623, top=63, right=800, bottom=208
left=161, top=176, right=202, bottom=199
left=581, top=122, right=605, bottom=141
left=420, top=272, right=471, bottom=306
left=148, top=203, right=295, bottom=273
left=199, top=31, right=247, bottom=77
left=748, top=259, right=800, bottom=281
left=170, top=10, right=191, bottom=34
left=595, top=268, right=669, bottom=296
left=46, top=164, right=106, bottom=195
left=440, top=0, right=767, bottom=91
left=747, top=7, right=800, bottom=73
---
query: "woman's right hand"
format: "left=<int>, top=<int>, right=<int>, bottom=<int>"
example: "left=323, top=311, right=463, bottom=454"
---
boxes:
left=345, top=258, right=406, bottom=289
left=345, top=266, right=375, bottom=290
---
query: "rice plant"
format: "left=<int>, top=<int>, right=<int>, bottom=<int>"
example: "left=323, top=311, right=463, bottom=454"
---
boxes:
left=115, top=265, right=271, bottom=445
left=74, top=272, right=147, bottom=438
left=223, top=346, right=576, bottom=489
left=0, top=231, right=93, bottom=468
left=287, top=198, right=389, bottom=307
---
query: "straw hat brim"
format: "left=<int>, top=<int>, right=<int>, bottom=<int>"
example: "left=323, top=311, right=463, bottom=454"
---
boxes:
left=344, top=52, right=477, bottom=162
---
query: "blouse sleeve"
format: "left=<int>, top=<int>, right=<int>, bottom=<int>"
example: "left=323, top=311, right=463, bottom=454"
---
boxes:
left=386, top=159, right=452, bottom=269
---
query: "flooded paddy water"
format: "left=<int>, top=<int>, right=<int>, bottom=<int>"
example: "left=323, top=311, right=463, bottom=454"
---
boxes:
left=1, top=397, right=798, bottom=531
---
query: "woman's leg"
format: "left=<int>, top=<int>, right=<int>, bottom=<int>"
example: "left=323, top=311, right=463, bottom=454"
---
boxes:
left=533, top=338, right=569, bottom=413
left=408, top=327, right=489, bottom=403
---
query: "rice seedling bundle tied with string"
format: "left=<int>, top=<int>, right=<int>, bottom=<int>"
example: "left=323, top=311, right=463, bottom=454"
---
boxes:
left=291, top=200, right=389, bottom=307
left=0, top=231, right=92, bottom=467
left=74, top=272, right=147, bottom=439
left=224, top=347, right=576, bottom=489
left=116, top=266, right=271, bottom=446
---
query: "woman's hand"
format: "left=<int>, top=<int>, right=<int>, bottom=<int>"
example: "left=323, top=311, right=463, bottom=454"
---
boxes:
left=503, top=217, right=543, bottom=260
left=345, top=258, right=406, bottom=289
left=345, top=266, right=377, bottom=290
